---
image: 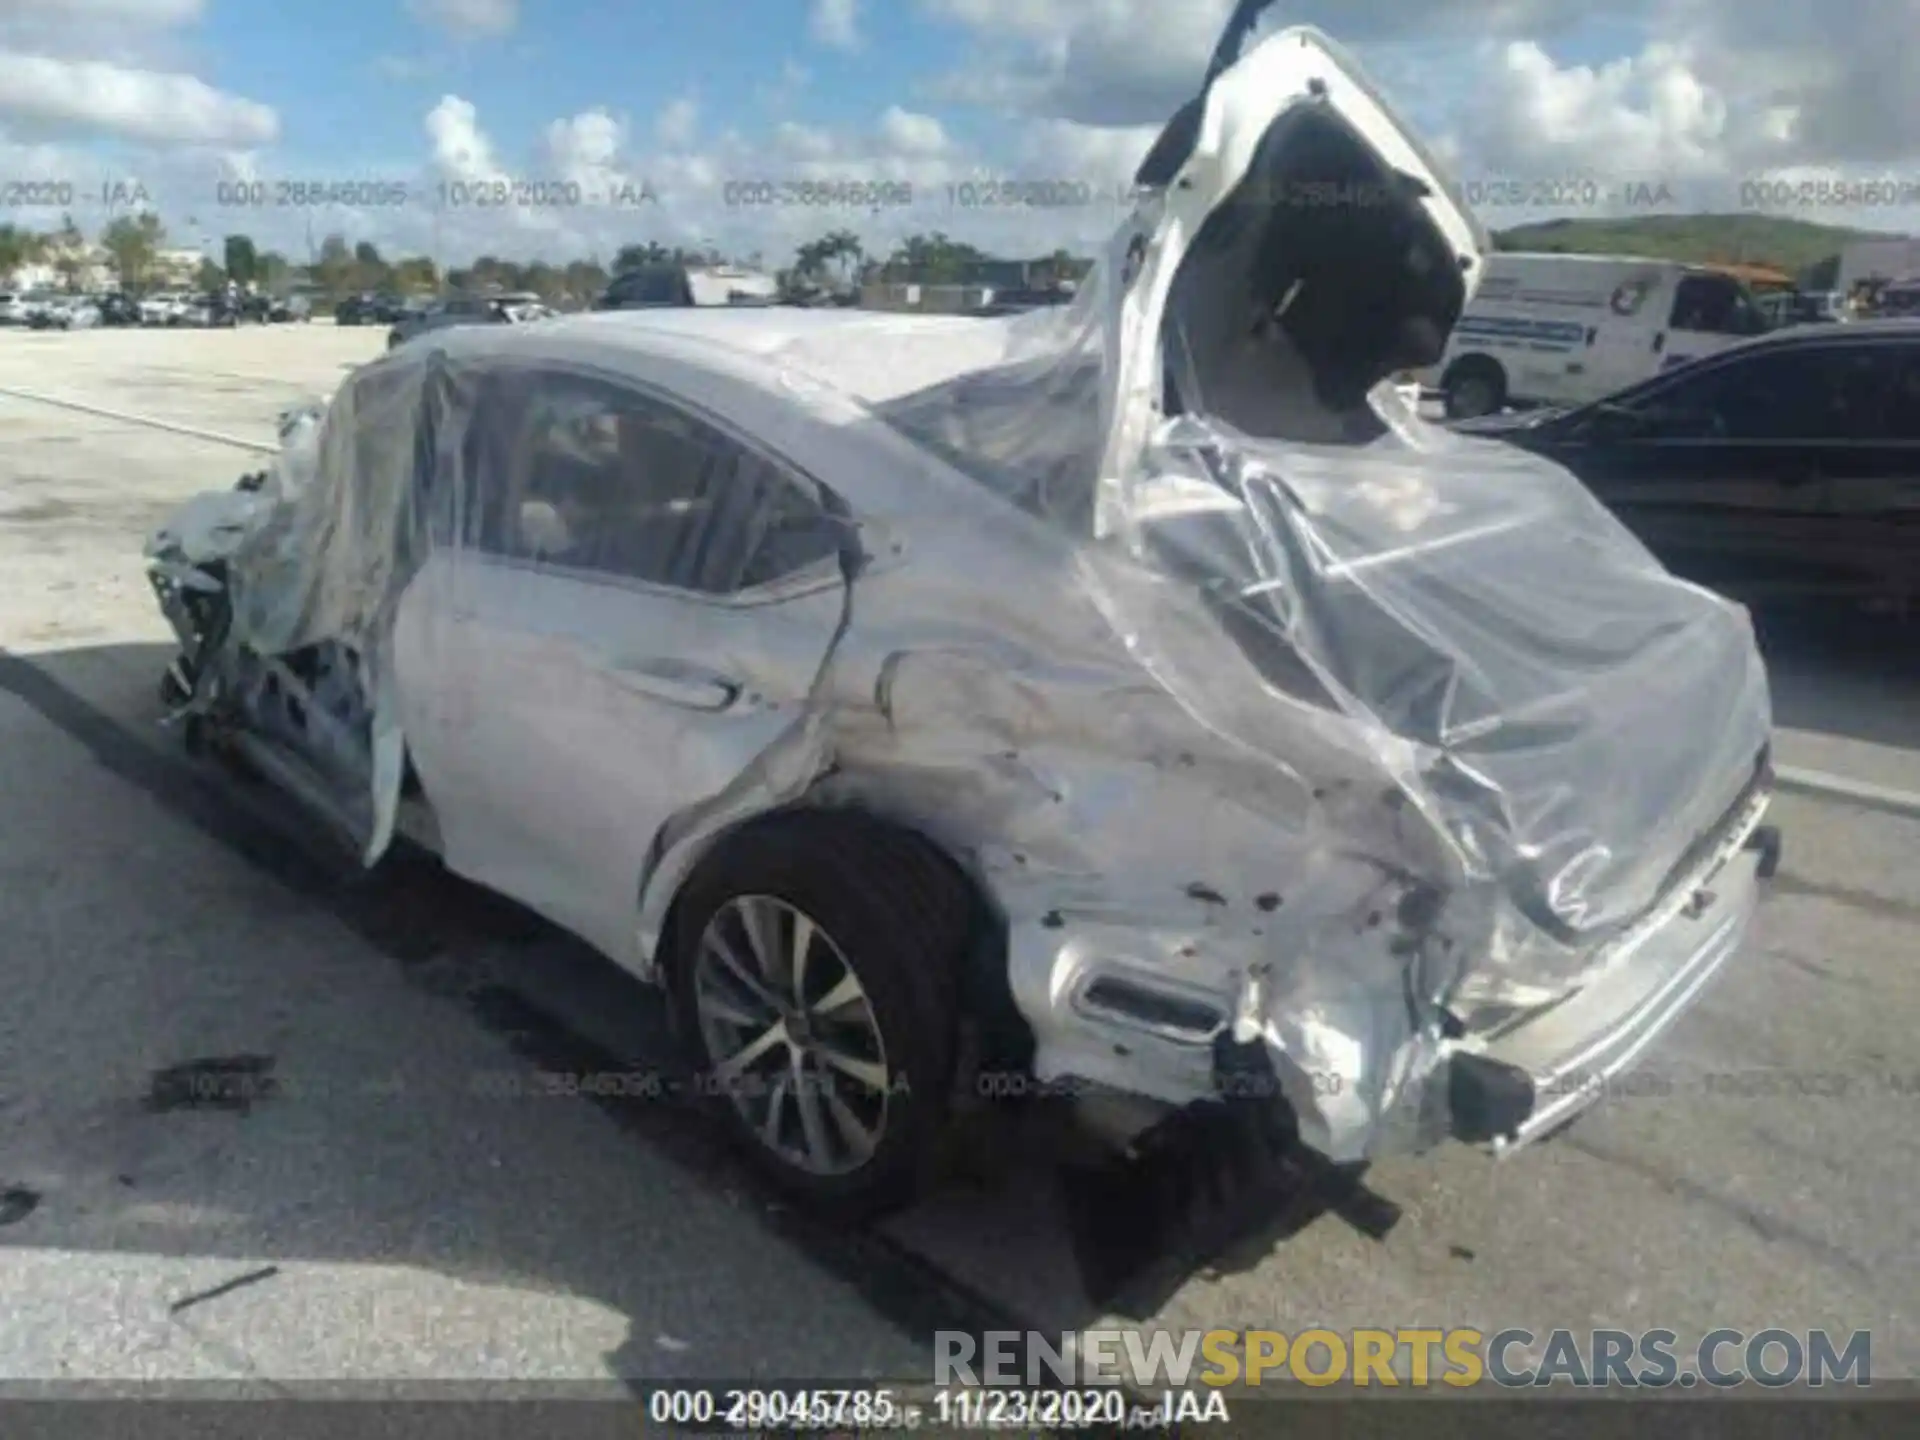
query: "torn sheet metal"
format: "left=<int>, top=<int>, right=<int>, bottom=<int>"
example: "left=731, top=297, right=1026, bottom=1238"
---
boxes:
left=154, top=23, right=1771, bottom=1164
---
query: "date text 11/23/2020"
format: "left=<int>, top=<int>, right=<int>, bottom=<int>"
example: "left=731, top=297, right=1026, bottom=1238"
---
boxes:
left=642, top=1385, right=1223, bottom=1430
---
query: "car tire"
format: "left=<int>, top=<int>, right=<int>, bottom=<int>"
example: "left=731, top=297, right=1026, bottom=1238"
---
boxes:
left=1442, top=357, right=1508, bottom=420
left=666, top=810, right=977, bottom=1219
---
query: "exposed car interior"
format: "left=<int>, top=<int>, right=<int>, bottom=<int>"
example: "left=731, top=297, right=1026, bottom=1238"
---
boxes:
left=1161, top=104, right=1469, bottom=443
left=459, top=373, right=842, bottom=594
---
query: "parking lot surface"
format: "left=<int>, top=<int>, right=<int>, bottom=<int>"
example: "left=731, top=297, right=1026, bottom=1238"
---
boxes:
left=1, top=326, right=1915, bottom=1385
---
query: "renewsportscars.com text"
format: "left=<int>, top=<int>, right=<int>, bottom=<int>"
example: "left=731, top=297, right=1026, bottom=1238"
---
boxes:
left=937, top=1326, right=1872, bottom=1389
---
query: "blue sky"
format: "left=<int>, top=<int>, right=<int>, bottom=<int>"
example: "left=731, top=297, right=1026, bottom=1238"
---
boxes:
left=206, top=1, right=985, bottom=170
left=1, top=0, right=1914, bottom=266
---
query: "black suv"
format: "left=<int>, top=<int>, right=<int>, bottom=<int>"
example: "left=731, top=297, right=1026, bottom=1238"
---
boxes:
left=594, top=266, right=697, bottom=310
left=336, top=293, right=406, bottom=326
left=97, top=292, right=142, bottom=327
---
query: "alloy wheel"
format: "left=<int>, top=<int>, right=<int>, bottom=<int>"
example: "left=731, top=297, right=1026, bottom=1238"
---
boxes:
left=691, top=894, right=891, bottom=1177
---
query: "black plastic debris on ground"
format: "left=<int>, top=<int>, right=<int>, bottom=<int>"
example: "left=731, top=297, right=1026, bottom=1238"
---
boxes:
left=1058, top=1039, right=1402, bottom=1314
left=145, top=1054, right=277, bottom=1115
left=170, top=1264, right=282, bottom=1314
left=0, top=1186, right=39, bottom=1227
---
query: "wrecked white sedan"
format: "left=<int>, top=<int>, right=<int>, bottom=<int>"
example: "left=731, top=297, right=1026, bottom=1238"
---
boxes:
left=146, top=20, right=1778, bottom=1216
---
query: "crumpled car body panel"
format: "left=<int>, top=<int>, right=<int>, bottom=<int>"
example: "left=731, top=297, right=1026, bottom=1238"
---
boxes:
left=146, top=24, right=1773, bottom=1163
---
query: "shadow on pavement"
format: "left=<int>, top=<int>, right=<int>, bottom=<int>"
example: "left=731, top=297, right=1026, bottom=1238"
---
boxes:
left=1751, top=603, right=1920, bottom=754
left=0, top=640, right=1385, bottom=1385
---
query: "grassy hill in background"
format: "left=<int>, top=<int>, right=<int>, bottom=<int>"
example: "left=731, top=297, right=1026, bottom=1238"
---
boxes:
left=1490, top=213, right=1899, bottom=282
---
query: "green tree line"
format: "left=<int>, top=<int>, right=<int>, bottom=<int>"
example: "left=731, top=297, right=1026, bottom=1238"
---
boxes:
left=3, top=208, right=1868, bottom=305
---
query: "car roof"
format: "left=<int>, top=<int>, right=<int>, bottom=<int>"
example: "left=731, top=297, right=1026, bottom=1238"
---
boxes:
left=417, top=305, right=1020, bottom=407
left=1722, top=317, right=1920, bottom=356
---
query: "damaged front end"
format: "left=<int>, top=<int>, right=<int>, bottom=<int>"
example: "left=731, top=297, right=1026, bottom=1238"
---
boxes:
left=144, top=393, right=405, bottom=861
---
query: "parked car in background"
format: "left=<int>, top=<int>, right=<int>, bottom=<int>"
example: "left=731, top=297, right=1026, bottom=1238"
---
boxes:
left=96, top=293, right=143, bottom=327
left=139, top=292, right=190, bottom=326
left=1453, top=320, right=1920, bottom=607
left=1792, top=290, right=1849, bottom=324
left=16, top=290, right=63, bottom=325
left=1425, top=252, right=1772, bottom=418
left=336, top=293, right=408, bottom=326
left=145, top=15, right=1776, bottom=1216
left=594, top=264, right=780, bottom=311
left=594, top=266, right=695, bottom=309
left=0, top=292, right=29, bottom=325
left=28, top=296, right=101, bottom=330
left=385, top=293, right=517, bottom=349
left=249, top=293, right=313, bottom=323
left=22, top=295, right=63, bottom=328
left=1869, top=278, right=1920, bottom=318
left=192, top=292, right=240, bottom=327
left=490, top=291, right=554, bottom=320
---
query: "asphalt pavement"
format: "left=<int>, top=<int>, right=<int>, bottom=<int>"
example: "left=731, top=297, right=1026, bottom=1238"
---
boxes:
left=1, top=324, right=1914, bottom=1388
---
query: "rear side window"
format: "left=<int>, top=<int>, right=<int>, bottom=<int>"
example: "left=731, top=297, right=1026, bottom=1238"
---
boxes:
left=1643, top=346, right=1888, bottom=441
left=464, top=370, right=843, bottom=594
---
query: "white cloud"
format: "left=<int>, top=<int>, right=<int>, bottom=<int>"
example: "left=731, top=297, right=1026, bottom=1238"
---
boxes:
left=21, top=0, right=1920, bottom=275
left=809, top=0, right=860, bottom=51
left=0, top=0, right=204, bottom=21
left=406, top=0, right=517, bottom=40
left=1455, top=40, right=1730, bottom=182
left=918, top=0, right=1598, bottom=125
left=773, top=120, right=837, bottom=162
left=0, top=52, right=277, bottom=145
left=877, top=105, right=950, bottom=156
left=425, top=94, right=498, bottom=176
left=655, top=96, right=698, bottom=148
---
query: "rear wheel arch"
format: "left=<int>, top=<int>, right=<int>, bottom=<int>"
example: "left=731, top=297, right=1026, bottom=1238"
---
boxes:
left=655, top=806, right=1035, bottom=1076
left=657, top=805, right=1014, bottom=1213
left=655, top=806, right=999, bottom=1003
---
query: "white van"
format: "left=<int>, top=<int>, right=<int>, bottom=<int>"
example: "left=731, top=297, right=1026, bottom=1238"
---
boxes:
left=1428, top=252, right=1772, bottom=418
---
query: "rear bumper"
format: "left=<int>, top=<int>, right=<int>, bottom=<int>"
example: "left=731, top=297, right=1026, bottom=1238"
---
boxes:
left=1449, top=801, right=1778, bottom=1153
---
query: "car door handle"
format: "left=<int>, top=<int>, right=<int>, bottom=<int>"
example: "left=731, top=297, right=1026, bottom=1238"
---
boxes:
left=605, top=657, right=741, bottom=710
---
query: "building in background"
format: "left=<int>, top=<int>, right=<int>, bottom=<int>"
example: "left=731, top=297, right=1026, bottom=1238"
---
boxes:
left=4, top=243, right=116, bottom=293
left=150, top=248, right=207, bottom=288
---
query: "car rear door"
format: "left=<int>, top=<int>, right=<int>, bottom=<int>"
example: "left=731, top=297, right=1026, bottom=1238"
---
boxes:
left=1821, top=340, right=1920, bottom=601
left=1553, top=343, right=1871, bottom=596
left=391, top=363, right=854, bottom=968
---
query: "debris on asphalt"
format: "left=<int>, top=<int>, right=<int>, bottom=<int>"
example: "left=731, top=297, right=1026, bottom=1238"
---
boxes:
left=0, top=1186, right=40, bottom=1227
left=169, top=1264, right=283, bottom=1314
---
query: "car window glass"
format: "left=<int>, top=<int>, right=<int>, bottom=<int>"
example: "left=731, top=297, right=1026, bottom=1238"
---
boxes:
left=1669, top=275, right=1745, bottom=334
left=1640, top=349, right=1869, bottom=440
left=473, top=372, right=842, bottom=593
